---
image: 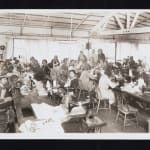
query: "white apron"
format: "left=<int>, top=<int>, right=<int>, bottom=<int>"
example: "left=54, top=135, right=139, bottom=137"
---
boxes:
left=98, top=74, right=115, bottom=104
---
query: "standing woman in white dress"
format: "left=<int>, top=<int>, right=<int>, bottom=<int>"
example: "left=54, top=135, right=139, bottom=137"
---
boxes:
left=98, top=70, right=117, bottom=106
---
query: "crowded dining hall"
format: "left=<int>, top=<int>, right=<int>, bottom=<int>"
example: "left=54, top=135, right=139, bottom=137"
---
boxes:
left=1, top=10, right=150, bottom=134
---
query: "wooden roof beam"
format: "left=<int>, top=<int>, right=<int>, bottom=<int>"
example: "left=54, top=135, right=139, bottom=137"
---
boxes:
left=126, top=12, right=130, bottom=29
left=96, top=27, right=150, bottom=36
left=130, top=12, right=140, bottom=29
left=102, top=15, right=112, bottom=30
left=72, top=14, right=90, bottom=33
left=90, top=14, right=112, bottom=34
left=114, top=15, right=124, bottom=30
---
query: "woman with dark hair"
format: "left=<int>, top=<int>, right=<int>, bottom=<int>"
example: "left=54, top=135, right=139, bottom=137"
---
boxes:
left=41, top=59, right=51, bottom=88
left=51, top=55, right=60, bottom=68
left=64, top=70, right=79, bottom=90
left=41, top=59, right=50, bottom=76
left=29, top=57, right=40, bottom=73
left=5, top=60, right=14, bottom=73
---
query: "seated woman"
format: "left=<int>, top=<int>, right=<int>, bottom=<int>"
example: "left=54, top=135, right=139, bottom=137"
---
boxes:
left=97, top=70, right=118, bottom=107
left=64, top=70, right=79, bottom=94
left=63, top=70, right=90, bottom=113
left=79, top=67, right=97, bottom=92
left=29, top=57, right=40, bottom=73
left=0, top=75, right=16, bottom=133
left=0, top=75, right=12, bottom=102
left=57, top=70, right=68, bottom=88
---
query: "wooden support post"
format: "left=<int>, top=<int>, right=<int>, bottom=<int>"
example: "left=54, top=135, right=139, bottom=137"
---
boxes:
left=115, top=41, right=117, bottom=63
left=12, top=38, right=14, bottom=59
left=70, top=15, right=73, bottom=40
left=126, top=13, right=130, bottom=29
left=20, top=15, right=27, bottom=35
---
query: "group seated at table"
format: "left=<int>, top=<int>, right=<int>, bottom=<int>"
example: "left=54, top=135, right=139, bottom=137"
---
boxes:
left=1, top=49, right=150, bottom=132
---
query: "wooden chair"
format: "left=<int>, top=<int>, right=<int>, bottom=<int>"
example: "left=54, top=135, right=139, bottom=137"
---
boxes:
left=95, top=88, right=111, bottom=113
left=115, top=93, right=138, bottom=129
left=78, top=79, right=90, bottom=101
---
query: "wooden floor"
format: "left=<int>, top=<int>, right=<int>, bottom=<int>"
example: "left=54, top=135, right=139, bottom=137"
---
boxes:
left=97, top=109, right=146, bottom=133
left=0, top=90, right=148, bottom=133
left=62, top=109, right=147, bottom=133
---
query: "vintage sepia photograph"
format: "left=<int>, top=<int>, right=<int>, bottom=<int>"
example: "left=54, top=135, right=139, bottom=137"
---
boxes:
left=0, top=9, right=150, bottom=138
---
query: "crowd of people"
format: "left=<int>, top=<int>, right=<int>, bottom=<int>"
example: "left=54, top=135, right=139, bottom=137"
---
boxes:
left=0, top=48, right=148, bottom=122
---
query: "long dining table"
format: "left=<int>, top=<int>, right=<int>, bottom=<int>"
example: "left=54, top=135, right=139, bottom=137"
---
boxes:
left=113, top=87, right=150, bottom=111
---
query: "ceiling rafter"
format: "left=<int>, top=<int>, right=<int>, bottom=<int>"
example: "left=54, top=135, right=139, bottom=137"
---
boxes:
left=130, top=12, right=140, bottom=29
left=0, top=11, right=149, bottom=38
left=0, top=16, right=97, bottom=28
left=135, top=14, right=150, bottom=25
left=126, top=12, right=130, bottom=29
left=14, top=13, right=100, bottom=23
left=72, top=14, right=90, bottom=33
left=114, top=15, right=124, bottom=30
left=102, top=15, right=112, bottom=30
left=96, top=27, right=150, bottom=36
left=90, top=14, right=112, bottom=34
